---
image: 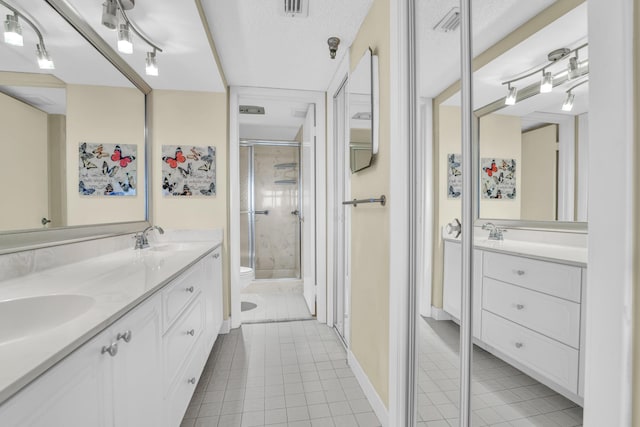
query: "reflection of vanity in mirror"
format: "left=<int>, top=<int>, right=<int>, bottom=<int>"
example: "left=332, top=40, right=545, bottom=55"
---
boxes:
left=349, top=47, right=379, bottom=173
left=433, top=0, right=590, bottom=412
left=0, top=0, right=146, bottom=235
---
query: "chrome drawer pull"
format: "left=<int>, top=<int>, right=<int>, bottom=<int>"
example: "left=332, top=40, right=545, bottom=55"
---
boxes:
left=515, top=270, right=525, bottom=276
left=213, top=253, right=220, bottom=259
left=101, top=343, right=118, bottom=357
left=187, top=329, right=195, bottom=336
left=515, top=342, right=524, bottom=349
left=117, top=330, right=133, bottom=343
left=188, top=377, right=196, bottom=385
left=185, top=286, right=195, bottom=293
left=516, top=304, right=525, bottom=310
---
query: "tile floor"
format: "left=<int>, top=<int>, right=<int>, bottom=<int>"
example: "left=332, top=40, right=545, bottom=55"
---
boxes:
left=241, top=280, right=313, bottom=323
left=181, top=320, right=381, bottom=427
left=417, top=318, right=583, bottom=427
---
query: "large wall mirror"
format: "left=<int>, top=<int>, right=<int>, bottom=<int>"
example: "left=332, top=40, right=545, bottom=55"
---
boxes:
left=349, top=47, right=379, bottom=173
left=438, top=1, right=588, bottom=227
left=0, top=0, right=149, bottom=250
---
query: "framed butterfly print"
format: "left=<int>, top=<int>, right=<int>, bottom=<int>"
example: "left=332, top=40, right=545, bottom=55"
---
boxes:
left=78, top=142, right=137, bottom=197
left=161, top=145, right=216, bottom=197
left=480, top=157, right=516, bottom=200
left=447, top=153, right=462, bottom=199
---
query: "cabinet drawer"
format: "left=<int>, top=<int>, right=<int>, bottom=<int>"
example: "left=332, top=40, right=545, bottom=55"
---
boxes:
left=162, top=261, right=203, bottom=331
left=483, top=278, right=581, bottom=348
left=165, top=338, right=205, bottom=427
left=482, top=311, right=579, bottom=392
left=163, top=298, right=204, bottom=392
left=483, top=251, right=581, bottom=302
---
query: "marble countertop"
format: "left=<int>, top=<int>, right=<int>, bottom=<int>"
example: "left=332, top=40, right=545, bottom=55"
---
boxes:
left=442, top=236, right=587, bottom=267
left=0, top=238, right=222, bottom=405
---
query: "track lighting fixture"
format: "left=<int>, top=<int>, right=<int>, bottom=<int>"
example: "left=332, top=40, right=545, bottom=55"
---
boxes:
left=1, top=1, right=54, bottom=69
left=540, top=70, right=553, bottom=93
left=145, top=50, right=158, bottom=76
left=101, top=0, right=163, bottom=75
left=561, top=93, right=575, bottom=111
left=505, top=85, right=517, bottom=105
left=3, top=13, right=21, bottom=45
left=562, top=79, right=588, bottom=112
left=501, top=43, right=588, bottom=107
left=117, top=23, right=133, bottom=54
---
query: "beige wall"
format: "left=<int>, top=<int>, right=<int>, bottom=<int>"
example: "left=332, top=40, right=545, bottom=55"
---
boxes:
left=521, top=124, right=558, bottom=221
left=433, top=106, right=521, bottom=307
left=65, top=85, right=145, bottom=226
left=48, top=115, right=67, bottom=228
left=150, top=90, right=230, bottom=319
left=0, top=93, right=48, bottom=231
left=348, top=0, right=390, bottom=407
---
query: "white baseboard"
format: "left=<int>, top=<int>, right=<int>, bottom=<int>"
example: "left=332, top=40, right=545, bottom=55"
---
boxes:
left=430, top=307, right=452, bottom=321
left=347, top=350, right=389, bottom=427
left=219, top=318, right=231, bottom=334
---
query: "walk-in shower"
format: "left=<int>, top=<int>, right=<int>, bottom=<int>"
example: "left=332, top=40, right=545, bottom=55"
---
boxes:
left=240, top=140, right=301, bottom=280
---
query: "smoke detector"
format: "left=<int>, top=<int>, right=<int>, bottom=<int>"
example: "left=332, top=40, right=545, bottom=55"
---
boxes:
left=282, top=0, right=309, bottom=18
left=433, top=7, right=460, bottom=33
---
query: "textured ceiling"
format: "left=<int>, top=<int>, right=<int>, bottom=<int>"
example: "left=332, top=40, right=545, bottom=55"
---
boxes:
left=418, top=0, right=558, bottom=98
left=201, top=0, right=374, bottom=91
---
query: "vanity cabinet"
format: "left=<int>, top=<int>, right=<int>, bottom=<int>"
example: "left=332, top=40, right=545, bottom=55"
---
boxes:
left=442, top=240, right=586, bottom=404
left=442, top=241, right=482, bottom=339
left=0, top=247, right=224, bottom=427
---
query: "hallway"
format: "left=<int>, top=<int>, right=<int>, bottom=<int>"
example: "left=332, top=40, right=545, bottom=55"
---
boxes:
left=181, top=321, right=381, bottom=427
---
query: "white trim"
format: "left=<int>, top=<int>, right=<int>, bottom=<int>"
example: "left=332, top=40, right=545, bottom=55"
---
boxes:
left=326, top=53, right=350, bottom=330
left=348, top=351, right=389, bottom=427
left=418, top=99, right=434, bottom=318
left=576, top=113, right=589, bottom=222
left=388, top=0, right=410, bottom=425
left=520, top=112, right=575, bottom=221
left=219, top=318, right=231, bottom=335
left=583, top=0, right=634, bottom=425
left=228, top=87, right=327, bottom=328
left=430, top=307, right=453, bottom=321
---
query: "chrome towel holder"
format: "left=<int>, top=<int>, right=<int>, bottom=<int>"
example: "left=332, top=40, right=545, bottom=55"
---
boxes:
left=342, top=195, right=386, bottom=207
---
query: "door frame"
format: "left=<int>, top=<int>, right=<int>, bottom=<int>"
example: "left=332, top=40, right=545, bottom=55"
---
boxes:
left=229, top=87, right=327, bottom=328
left=326, top=53, right=351, bottom=343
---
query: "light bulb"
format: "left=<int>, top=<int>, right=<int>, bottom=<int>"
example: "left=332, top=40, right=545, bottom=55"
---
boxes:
left=562, top=93, right=575, bottom=111
left=540, top=71, right=553, bottom=93
left=117, top=23, right=133, bottom=54
left=4, top=14, right=23, bottom=46
left=145, top=51, right=158, bottom=76
left=36, top=44, right=54, bottom=69
left=505, top=86, right=517, bottom=105
left=101, top=0, right=118, bottom=30
left=567, top=57, right=579, bottom=80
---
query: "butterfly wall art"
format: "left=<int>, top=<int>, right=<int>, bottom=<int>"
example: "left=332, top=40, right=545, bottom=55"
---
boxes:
left=480, top=157, right=516, bottom=199
left=447, top=153, right=462, bottom=199
left=161, top=145, right=216, bottom=197
left=78, top=142, right=137, bottom=196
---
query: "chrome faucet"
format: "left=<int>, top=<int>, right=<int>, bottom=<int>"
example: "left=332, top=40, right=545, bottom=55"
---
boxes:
left=482, top=222, right=506, bottom=240
left=134, top=225, right=165, bottom=249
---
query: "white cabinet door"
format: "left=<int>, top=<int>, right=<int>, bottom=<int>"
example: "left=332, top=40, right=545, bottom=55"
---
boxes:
left=442, top=241, right=482, bottom=338
left=112, top=296, right=163, bottom=427
left=0, top=330, right=113, bottom=427
left=203, top=248, right=223, bottom=353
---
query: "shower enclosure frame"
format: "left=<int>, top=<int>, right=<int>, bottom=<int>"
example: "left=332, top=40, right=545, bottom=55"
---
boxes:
left=239, top=139, right=302, bottom=280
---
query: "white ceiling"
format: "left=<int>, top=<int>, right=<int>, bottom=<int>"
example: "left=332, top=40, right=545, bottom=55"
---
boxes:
left=239, top=97, right=309, bottom=141
left=442, top=3, right=589, bottom=119
left=65, top=0, right=225, bottom=92
left=201, top=0, right=374, bottom=91
left=0, top=86, right=66, bottom=114
left=418, top=0, right=558, bottom=98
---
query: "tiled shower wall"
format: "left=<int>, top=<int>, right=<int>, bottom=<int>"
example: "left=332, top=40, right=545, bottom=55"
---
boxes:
left=240, top=145, right=300, bottom=280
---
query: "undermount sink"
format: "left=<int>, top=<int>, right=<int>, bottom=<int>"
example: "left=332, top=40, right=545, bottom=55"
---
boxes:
left=148, top=243, right=189, bottom=252
left=0, top=295, right=95, bottom=344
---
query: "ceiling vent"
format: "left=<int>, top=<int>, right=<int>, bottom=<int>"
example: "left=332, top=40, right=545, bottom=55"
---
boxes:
left=433, top=7, right=460, bottom=33
left=239, top=105, right=265, bottom=115
left=282, top=0, right=309, bottom=18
